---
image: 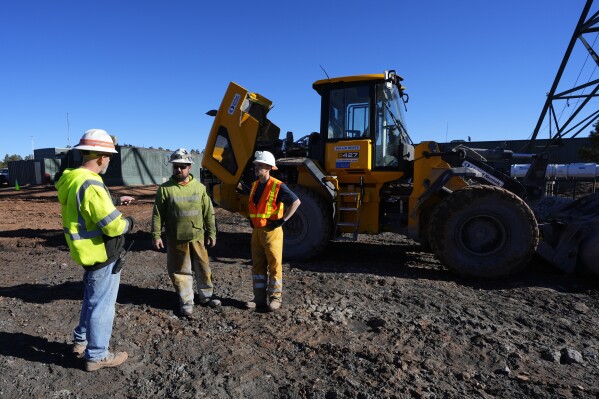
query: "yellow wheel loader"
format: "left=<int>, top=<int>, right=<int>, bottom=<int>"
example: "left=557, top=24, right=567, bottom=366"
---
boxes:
left=199, top=3, right=599, bottom=280
left=200, top=70, right=598, bottom=279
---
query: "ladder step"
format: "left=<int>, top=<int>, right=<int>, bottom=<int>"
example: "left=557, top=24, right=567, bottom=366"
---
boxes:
left=339, top=207, right=358, bottom=211
left=337, top=222, right=359, bottom=227
left=339, top=192, right=360, bottom=196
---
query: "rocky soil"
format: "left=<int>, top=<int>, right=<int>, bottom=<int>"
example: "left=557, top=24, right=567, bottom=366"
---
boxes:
left=0, top=184, right=597, bottom=399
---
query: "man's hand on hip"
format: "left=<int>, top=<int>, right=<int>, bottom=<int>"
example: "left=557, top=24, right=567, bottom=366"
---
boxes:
left=264, top=219, right=285, bottom=232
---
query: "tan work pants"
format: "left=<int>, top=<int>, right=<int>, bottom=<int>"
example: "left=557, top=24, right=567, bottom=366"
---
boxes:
left=251, top=226, right=283, bottom=302
left=167, top=239, right=214, bottom=307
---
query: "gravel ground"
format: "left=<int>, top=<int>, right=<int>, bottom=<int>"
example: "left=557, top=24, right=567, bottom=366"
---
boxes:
left=0, top=185, right=597, bottom=399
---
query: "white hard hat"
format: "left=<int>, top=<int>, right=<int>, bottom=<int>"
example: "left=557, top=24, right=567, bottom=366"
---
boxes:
left=169, top=148, right=194, bottom=164
left=253, top=150, right=277, bottom=170
left=74, top=129, right=118, bottom=154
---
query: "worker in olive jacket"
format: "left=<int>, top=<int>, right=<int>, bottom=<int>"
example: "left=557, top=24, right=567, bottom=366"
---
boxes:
left=151, top=148, right=219, bottom=318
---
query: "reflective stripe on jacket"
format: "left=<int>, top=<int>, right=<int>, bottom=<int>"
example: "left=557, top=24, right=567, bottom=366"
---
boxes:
left=56, top=168, right=127, bottom=266
left=151, top=175, right=216, bottom=242
left=248, top=177, right=284, bottom=228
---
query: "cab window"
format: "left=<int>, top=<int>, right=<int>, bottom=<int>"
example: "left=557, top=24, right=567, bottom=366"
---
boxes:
left=211, top=126, right=238, bottom=175
left=327, top=86, right=370, bottom=140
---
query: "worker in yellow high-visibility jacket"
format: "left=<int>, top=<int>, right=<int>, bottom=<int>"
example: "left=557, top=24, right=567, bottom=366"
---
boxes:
left=56, top=129, right=135, bottom=372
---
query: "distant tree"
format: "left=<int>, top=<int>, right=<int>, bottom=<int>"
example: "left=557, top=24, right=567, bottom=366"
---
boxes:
left=579, top=119, right=599, bottom=163
left=24, top=155, right=34, bottom=161
left=1, top=154, right=23, bottom=167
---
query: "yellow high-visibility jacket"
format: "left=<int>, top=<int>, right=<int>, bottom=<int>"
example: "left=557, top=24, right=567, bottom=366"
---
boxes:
left=56, top=168, right=129, bottom=267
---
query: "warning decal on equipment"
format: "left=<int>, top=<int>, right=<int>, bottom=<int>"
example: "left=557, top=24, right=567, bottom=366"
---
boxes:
left=228, top=94, right=241, bottom=115
left=462, top=161, right=504, bottom=187
left=336, top=159, right=358, bottom=168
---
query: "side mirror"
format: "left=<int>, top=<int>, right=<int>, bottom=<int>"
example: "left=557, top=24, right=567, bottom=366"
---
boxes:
left=206, top=110, right=217, bottom=117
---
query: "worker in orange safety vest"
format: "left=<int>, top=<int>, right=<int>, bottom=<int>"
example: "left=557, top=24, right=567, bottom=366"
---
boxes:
left=244, top=151, right=301, bottom=312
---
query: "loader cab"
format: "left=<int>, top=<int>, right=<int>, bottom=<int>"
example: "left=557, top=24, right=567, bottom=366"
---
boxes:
left=313, top=71, right=414, bottom=174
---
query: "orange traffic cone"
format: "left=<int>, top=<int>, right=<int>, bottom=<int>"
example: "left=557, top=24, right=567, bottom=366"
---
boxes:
left=15, top=180, right=20, bottom=191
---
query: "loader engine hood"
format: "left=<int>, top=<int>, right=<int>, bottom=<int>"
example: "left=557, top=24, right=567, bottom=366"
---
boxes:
left=202, top=82, right=280, bottom=187
left=202, top=82, right=281, bottom=213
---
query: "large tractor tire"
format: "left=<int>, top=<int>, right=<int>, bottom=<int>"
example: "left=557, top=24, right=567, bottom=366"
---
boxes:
left=428, top=185, right=539, bottom=279
left=579, top=229, right=599, bottom=277
left=283, top=185, right=332, bottom=260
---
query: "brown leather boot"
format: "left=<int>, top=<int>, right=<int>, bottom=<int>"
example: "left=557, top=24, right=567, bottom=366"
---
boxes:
left=268, top=297, right=282, bottom=312
left=71, top=343, right=86, bottom=359
left=85, top=351, right=128, bottom=372
left=243, top=299, right=267, bottom=310
left=179, top=304, right=194, bottom=318
left=245, top=288, right=267, bottom=310
left=199, top=297, right=222, bottom=308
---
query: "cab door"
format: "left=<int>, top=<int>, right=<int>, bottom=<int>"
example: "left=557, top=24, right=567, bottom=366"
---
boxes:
left=323, top=84, right=373, bottom=174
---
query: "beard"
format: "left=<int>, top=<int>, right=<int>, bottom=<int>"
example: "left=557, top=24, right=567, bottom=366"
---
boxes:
left=173, top=173, right=186, bottom=182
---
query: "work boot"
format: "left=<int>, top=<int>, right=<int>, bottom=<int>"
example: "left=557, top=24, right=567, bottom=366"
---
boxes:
left=85, top=351, right=128, bottom=372
left=179, top=304, right=194, bottom=318
left=243, top=298, right=267, bottom=310
left=200, top=296, right=222, bottom=308
left=71, top=343, right=86, bottom=359
left=246, top=288, right=267, bottom=310
left=268, top=297, right=282, bottom=312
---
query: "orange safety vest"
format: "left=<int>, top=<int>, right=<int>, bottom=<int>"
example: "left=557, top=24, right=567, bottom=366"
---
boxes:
left=248, top=177, right=285, bottom=228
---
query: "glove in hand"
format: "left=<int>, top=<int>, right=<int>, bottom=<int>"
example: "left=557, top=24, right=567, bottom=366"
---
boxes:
left=265, top=219, right=285, bottom=231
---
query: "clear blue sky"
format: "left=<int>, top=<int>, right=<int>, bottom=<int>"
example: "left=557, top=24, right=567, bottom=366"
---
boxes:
left=1, top=0, right=596, bottom=159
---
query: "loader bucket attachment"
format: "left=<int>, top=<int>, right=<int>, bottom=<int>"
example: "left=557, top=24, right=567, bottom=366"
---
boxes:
left=536, top=191, right=599, bottom=275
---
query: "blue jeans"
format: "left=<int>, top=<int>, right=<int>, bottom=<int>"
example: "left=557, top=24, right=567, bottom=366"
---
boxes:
left=73, top=261, right=121, bottom=362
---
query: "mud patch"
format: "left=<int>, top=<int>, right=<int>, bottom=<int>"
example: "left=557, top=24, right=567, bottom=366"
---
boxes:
left=0, top=185, right=598, bottom=398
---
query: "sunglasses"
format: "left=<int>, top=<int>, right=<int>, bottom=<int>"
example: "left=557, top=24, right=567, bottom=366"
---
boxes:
left=173, top=164, right=189, bottom=170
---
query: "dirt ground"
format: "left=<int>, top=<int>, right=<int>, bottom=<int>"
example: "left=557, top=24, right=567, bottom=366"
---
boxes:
left=0, top=183, right=598, bottom=399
